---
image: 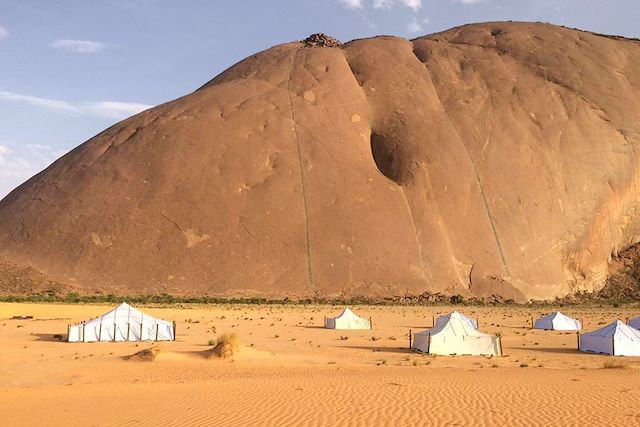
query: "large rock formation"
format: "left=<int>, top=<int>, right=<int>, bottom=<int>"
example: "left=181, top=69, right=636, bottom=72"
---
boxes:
left=2, top=22, right=640, bottom=301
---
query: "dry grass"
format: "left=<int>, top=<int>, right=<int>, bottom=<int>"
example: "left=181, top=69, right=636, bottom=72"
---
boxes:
left=602, top=360, right=630, bottom=370
left=206, top=333, right=241, bottom=359
left=127, top=346, right=165, bottom=361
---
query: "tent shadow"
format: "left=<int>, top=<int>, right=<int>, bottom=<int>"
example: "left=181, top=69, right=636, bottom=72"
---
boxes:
left=523, top=346, right=581, bottom=355
left=301, top=325, right=325, bottom=329
left=401, top=325, right=433, bottom=329
left=343, top=345, right=412, bottom=355
left=33, top=333, right=67, bottom=342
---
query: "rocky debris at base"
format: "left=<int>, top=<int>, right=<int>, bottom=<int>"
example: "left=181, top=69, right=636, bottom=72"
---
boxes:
left=0, top=262, right=69, bottom=296
left=554, top=243, right=640, bottom=304
left=302, top=33, right=342, bottom=48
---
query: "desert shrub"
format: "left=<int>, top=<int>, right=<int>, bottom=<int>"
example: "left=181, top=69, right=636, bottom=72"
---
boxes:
left=603, top=361, right=627, bottom=369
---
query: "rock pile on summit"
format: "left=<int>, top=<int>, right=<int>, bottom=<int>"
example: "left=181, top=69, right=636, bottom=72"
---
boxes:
left=303, top=33, right=342, bottom=48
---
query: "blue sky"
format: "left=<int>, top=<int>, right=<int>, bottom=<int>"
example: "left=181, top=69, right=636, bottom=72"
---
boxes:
left=1, top=0, right=639, bottom=198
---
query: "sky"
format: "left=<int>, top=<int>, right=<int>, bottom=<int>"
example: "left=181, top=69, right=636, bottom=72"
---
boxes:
left=1, top=0, right=639, bottom=198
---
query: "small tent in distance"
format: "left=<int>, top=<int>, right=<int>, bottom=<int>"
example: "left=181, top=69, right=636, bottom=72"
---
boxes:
left=628, top=316, right=640, bottom=330
left=324, top=307, right=371, bottom=330
left=68, top=302, right=175, bottom=342
left=412, top=311, right=501, bottom=356
left=534, top=311, right=581, bottom=331
left=435, top=311, right=477, bottom=329
left=579, top=320, right=640, bottom=356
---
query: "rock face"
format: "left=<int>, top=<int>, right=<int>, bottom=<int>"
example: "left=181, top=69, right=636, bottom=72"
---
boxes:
left=2, top=22, right=640, bottom=301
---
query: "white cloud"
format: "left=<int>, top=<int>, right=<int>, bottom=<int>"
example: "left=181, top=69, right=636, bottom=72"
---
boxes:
left=400, top=0, right=422, bottom=11
left=0, top=142, right=67, bottom=199
left=370, top=0, right=422, bottom=11
left=337, top=0, right=364, bottom=9
left=407, top=18, right=424, bottom=33
left=84, top=101, right=155, bottom=119
left=0, top=26, right=8, bottom=41
left=373, top=0, right=393, bottom=9
left=0, top=91, right=79, bottom=113
left=52, top=39, right=109, bottom=53
left=0, top=91, right=153, bottom=120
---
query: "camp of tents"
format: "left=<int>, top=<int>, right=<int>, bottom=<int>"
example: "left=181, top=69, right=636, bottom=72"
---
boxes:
left=67, top=302, right=175, bottom=342
left=60, top=302, right=640, bottom=358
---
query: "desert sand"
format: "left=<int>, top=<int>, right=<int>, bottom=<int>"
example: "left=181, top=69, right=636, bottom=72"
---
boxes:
left=2, top=302, right=640, bottom=426
left=3, top=22, right=640, bottom=301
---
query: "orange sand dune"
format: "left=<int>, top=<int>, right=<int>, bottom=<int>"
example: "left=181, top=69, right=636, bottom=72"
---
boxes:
left=1, top=302, right=640, bottom=426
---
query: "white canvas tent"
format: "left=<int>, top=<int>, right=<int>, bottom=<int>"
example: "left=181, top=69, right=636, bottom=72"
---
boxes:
left=579, top=320, right=640, bottom=356
left=68, top=302, right=175, bottom=342
left=534, top=311, right=581, bottom=331
left=412, top=311, right=501, bottom=356
left=435, top=311, right=478, bottom=329
left=324, top=307, right=371, bottom=330
left=628, top=316, right=640, bottom=330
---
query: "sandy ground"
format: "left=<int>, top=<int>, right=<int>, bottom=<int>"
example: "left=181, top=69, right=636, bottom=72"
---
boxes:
left=1, top=302, right=640, bottom=426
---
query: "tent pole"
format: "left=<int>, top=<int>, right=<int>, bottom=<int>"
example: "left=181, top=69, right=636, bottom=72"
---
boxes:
left=432, top=316, right=435, bottom=328
left=140, top=320, right=143, bottom=341
left=477, top=318, right=479, bottom=329
left=370, top=317, right=372, bottom=330
left=173, top=321, right=176, bottom=341
left=155, top=323, right=159, bottom=341
left=427, top=333, right=431, bottom=354
left=127, top=322, right=131, bottom=341
left=498, top=336, right=504, bottom=356
left=112, top=304, right=119, bottom=342
left=409, top=329, right=412, bottom=350
left=67, top=324, right=70, bottom=342
left=576, top=331, right=580, bottom=350
left=82, top=322, right=86, bottom=342
left=98, top=319, right=103, bottom=341
left=612, top=335, right=615, bottom=356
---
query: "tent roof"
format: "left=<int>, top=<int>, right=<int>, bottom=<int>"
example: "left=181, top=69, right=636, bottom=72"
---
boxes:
left=416, top=312, right=492, bottom=338
left=79, top=302, right=171, bottom=326
left=439, top=310, right=471, bottom=320
left=538, top=311, right=578, bottom=322
left=334, top=307, right=365, bottom=320
left=436, top=310, right=477, bottom=329
left=582, top=320, right=640, bottom=340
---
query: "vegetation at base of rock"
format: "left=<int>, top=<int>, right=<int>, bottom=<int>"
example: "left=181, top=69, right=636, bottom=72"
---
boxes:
left=1, top=290, right=639, bottom=306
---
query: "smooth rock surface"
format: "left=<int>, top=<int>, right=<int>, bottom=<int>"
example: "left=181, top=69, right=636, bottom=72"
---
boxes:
left=2, top=22, right=640, bottom=301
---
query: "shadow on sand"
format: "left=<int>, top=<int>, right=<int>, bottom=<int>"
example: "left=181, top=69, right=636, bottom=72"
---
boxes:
left=33, top=333, right=67, bottom=342
left=342, top=345, right=413, bottom=355
left=522, top=346, right=581, bottom=355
